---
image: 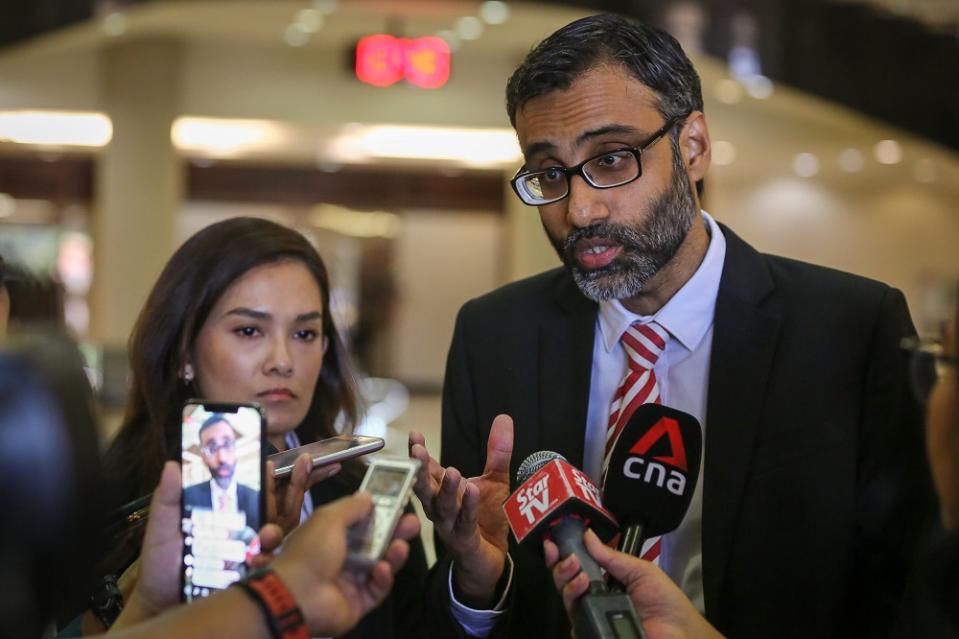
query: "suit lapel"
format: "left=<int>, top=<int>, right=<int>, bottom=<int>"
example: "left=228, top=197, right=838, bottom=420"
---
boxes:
left=702, top=225, right=781, bottom=617
left=538, top=273, right=597, bottom=469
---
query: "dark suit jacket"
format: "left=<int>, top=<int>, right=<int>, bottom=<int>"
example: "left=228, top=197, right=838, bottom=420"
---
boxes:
left=430, top=224, right=934, bottom=638
left=182, top=480, right=260, bottom=531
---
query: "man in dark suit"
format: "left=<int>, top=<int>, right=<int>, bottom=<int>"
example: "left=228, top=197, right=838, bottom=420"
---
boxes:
left=409, top=13, right=933, bottom=639
left=183, top=413, right=259, bottom=531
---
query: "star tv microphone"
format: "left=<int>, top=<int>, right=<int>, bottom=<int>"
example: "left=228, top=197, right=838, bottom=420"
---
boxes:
left=504, top=452, right=647, bottom=639
left=603, top=404, right=703, bottom=557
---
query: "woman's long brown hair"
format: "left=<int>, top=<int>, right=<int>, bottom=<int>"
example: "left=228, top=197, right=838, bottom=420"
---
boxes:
left=103, top=217, right=359, bottom=505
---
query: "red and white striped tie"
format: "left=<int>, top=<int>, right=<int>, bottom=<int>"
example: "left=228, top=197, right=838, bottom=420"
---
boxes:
left=604, top=320, right=669, bottom=563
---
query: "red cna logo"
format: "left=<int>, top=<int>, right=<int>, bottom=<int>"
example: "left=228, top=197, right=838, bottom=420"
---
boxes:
left=629, top=417, right=688, bottom=471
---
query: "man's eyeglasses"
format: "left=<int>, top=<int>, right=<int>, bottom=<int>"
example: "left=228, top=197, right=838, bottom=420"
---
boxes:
left=901, top=336, right=958, bottom=405
left=510, top=114, right=689, bottom=206
left=200, top=439, right=236, bottom=456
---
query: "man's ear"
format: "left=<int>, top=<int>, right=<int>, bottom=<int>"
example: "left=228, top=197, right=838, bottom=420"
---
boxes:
left=680, top=111, right=710, bottom=185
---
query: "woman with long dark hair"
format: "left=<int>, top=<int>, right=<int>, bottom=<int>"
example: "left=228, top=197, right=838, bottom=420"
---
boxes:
left=98, top=217, right=426, bottom=637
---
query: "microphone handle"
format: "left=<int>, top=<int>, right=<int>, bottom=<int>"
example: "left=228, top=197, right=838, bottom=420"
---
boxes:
left=618, top=522, right=645, bottom=557
left=552, top=516, right=606, bottom=586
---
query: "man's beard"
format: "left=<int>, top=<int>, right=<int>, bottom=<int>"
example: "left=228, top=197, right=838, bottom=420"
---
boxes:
left=549, top=145, right=698, bottom=302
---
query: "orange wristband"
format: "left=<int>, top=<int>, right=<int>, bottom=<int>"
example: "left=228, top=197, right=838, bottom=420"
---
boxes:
left=235, top=567, right=308, bottom=639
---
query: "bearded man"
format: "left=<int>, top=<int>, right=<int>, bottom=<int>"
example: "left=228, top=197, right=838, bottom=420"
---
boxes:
left=409, top=13, right=934, bottom=639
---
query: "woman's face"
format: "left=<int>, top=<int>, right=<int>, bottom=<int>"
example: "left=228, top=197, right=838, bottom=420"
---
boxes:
left=191, top=260, right=327, bottom=447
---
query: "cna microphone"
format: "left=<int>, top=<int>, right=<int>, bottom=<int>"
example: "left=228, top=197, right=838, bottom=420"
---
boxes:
left=602, top=404, right=703, bottom=557
left=503, top=452, right=647, bottom=639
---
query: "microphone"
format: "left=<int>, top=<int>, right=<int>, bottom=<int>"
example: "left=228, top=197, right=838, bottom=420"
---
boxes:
left=504, top=452, right=647, bottom=639
left=602, top=404, right=703, bottom=557
left=504, top=451, right=618, bottom=584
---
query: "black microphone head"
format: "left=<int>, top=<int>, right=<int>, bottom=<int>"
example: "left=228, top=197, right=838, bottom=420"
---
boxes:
left=603, top=404, right=702, bottom=537
left=516, top=450, right=566, bottom=484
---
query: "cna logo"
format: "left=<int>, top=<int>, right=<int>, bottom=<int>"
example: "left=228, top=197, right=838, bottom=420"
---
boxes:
left=623, top=417, right=689, bottom=496
left=629, top=417, right=688, bottom=470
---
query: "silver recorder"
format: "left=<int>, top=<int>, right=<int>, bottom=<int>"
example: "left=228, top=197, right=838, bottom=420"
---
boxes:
left=346, top=457, right=420, bottom=571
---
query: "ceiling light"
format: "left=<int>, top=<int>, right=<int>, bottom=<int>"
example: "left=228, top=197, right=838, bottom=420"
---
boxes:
left=284, top=23, right=310, bottom=47
left=744, top=74, right=773, bottom=99
left=327, top=124, right=521, bottom=167
left=0, top=110, right=112, bottom=147
left=456, top=16, right=484, bottom=40
left=792, top=152, right=819, bottom=178
left=873, top=139, right=902, bottom=165
left=480, top=1, right=511, bottom=25
left=171, top=117, right=287, bottom=157
left=295, top=9, right=323, bottom=33
left=101, top=12, right=128, bottom=37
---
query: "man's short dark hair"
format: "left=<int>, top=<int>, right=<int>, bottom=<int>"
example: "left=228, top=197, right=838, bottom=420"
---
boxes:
left=506, top=15, right=706, bottom=197
left=199, top=413, right=234, bottom=439
left=506, top=14, right=703, bottom=127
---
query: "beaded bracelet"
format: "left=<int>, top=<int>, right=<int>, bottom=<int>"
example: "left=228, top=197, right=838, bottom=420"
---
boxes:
left=233, top=567, right=309, bottom=639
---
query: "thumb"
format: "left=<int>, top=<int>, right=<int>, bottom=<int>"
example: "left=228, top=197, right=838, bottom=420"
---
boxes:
left=484, top=414, right=514, bottom=479
left=151, top=461, right=182, bottom=512
left=141, top=461, right=181, bottom=548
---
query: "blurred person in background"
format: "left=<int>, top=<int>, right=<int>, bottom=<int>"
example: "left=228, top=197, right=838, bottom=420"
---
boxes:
left=0, top=333, right=418, bottom=639
left=78, top=217, right=426, bottom=637
left=914, top=290, right=959, bottom=630
left=0, top=255, right=64, bottom=333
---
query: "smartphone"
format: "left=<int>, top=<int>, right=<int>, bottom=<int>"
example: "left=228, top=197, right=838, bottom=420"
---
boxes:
left=268, top=434, right=385, bottom=479
left=180, top=400, right=265, bottom=602
left=345, top=457, right=420, bottom=571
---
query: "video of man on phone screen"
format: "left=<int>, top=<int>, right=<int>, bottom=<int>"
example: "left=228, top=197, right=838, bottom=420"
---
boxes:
left=181, top=407, right=261, bottom=601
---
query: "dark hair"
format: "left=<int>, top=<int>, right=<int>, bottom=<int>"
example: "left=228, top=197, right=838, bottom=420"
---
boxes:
left=0, top=258, right=64, bottom=328
left=506, top=13, right=705, bottom=196
left=0, top=333, right=106, bottom=636
left=199, top=413, right=234, bottom=439
left=103, top=217, right=359, bottom=505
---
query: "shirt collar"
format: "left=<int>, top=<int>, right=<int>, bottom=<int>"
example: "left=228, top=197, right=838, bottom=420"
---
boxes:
left=599, top=211, right=726, bottom=353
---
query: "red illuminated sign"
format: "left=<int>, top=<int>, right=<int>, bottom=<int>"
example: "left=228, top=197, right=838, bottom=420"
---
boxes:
left=355, top=34, right=451, bottom=89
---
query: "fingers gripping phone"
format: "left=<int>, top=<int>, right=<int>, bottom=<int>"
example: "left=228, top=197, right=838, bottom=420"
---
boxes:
left=346, top=458, right=420, bottom=571
left=180, top=400, right=265, bottom=602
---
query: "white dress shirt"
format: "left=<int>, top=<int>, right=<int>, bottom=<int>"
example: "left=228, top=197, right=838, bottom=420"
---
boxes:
left=583, top=211, right=725, bottom=612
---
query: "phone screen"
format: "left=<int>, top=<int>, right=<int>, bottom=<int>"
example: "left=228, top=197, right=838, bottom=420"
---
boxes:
left=180, top=401, right=264, bottom=602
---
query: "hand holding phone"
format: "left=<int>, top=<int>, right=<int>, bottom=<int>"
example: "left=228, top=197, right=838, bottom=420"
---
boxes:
left=346, top=458, right=420, bottom=571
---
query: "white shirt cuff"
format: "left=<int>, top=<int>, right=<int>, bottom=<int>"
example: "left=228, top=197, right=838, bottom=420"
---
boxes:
left=447, top=554, right=514, bottom=637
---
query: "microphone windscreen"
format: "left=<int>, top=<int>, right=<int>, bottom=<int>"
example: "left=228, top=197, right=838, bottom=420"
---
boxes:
left=602, top=404, right=702, bottom=537
left=516, top=450, right=566, bottom=484
left=504, top=455, right=619, bottom=544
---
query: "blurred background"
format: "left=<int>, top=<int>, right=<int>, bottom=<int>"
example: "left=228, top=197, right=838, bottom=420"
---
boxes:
left=0, top=0, right=957, bottom=473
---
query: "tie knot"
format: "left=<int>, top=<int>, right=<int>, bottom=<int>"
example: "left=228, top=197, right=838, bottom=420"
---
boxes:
left=621, top=321, right=669, bottom=372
